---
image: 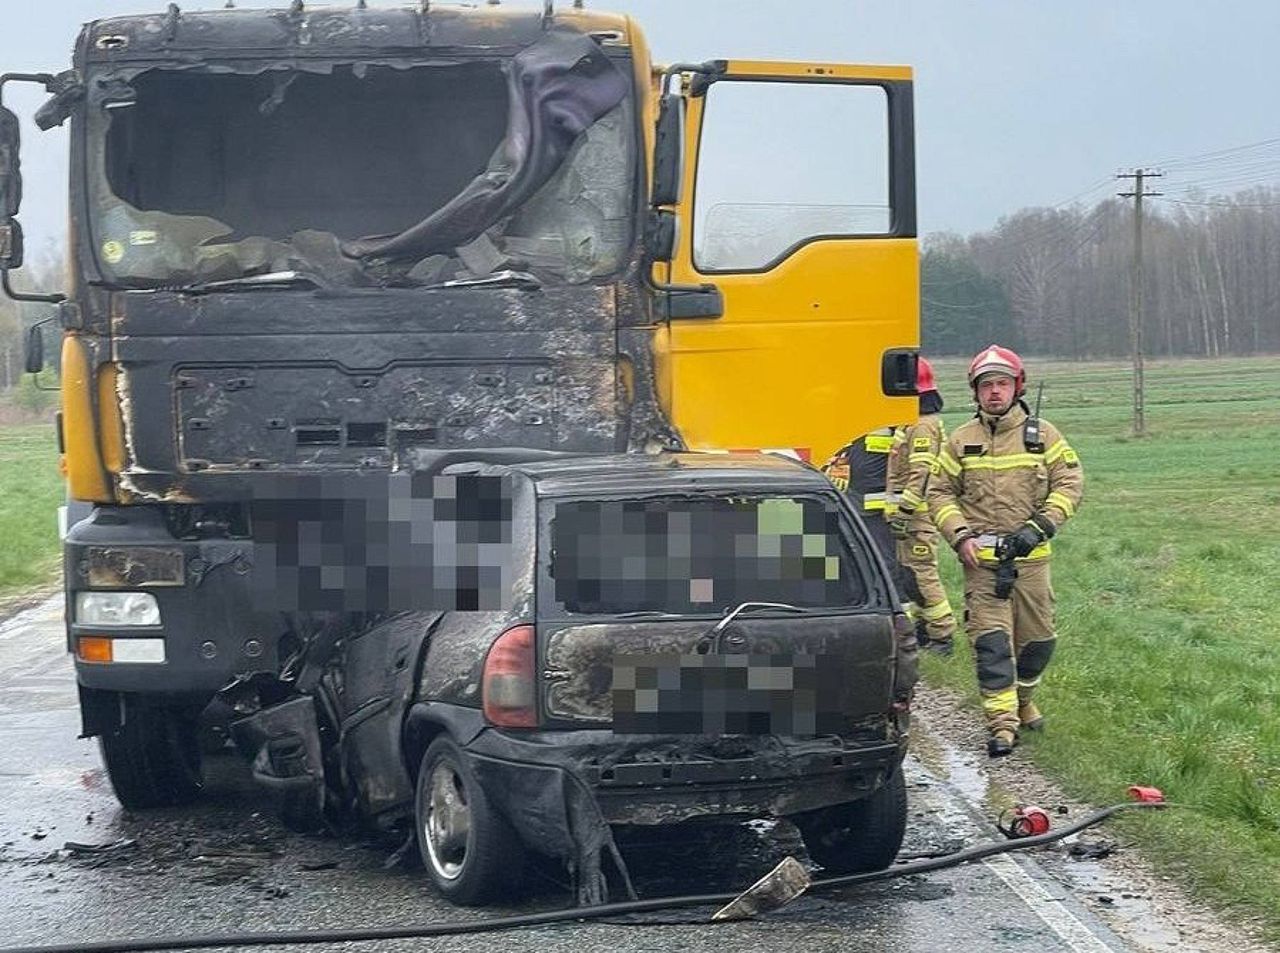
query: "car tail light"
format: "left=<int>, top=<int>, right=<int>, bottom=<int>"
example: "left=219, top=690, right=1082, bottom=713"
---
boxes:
left=482, top=624, right=537, bottom=728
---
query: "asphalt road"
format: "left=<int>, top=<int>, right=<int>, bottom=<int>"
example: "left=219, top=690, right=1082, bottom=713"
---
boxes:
left=0, top=597, right=1137, bottom=953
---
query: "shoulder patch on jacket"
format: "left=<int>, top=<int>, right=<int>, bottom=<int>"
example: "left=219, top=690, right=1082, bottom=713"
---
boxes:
left=1063, top=448, right=1080, bottom=467
left=913, top=436, right=932, bottom=450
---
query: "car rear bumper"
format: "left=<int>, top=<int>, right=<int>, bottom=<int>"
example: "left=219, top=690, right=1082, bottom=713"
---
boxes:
left=462, top=726, right=905, bottom=830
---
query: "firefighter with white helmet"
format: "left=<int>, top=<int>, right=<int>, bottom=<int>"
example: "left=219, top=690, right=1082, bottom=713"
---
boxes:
left=887, top=357, right=956, bottom=655
left=928, top=346, right=1084, bottom=757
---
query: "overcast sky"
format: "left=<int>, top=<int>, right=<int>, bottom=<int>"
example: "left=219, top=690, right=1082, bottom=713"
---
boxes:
left=5, top=0, right=1280, bottom=260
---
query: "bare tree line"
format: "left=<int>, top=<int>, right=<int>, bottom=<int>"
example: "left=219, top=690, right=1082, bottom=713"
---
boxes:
left=922, top=186, right=1280, bottom=357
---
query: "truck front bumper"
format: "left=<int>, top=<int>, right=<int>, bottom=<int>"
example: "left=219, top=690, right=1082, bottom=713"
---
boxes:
left=64, top=506, right=280, bottom=697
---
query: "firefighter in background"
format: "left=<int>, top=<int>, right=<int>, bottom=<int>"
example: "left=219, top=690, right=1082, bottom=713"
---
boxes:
left=928, top=346, right=1084, bottom=758
left=821, top=426, right=898, bottom=569
left=887, top=357, right=957, bottom=656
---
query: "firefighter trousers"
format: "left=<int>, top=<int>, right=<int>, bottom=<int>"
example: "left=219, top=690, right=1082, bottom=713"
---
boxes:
left=895, top=525, right=956, bottom=642
left=962, top=558, right=1057, bottom=735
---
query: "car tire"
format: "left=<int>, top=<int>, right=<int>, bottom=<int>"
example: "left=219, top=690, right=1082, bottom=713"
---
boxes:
left=99, top=698, right=204, bottom=810
left=415, top=736, right=525, bottom=905
left=795, top=763, right=907, bottom=874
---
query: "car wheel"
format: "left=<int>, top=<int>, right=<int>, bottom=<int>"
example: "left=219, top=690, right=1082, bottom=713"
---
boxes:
left=99, top=697, right=204, bottom=810
left=795, top=763, right=907, bottom=874
left=415, top=736, right=525, bottom=905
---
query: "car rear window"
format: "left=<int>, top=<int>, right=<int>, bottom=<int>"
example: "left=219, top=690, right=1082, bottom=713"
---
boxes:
left=546, top=495, right=866, bottom=615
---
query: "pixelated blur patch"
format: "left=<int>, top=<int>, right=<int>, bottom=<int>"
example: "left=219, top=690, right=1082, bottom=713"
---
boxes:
left=248, top=472, right=513, bottom=612
left=550, top=496, right=861, bottom=615
left=612, top=652, right=848, bottom=735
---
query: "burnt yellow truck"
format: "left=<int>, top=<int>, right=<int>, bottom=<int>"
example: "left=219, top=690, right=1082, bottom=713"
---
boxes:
left=0, top=2, right=918, bottom=807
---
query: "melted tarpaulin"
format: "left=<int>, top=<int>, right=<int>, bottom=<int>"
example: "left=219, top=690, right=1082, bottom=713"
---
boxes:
left=341, top=30, right=627, bottom=262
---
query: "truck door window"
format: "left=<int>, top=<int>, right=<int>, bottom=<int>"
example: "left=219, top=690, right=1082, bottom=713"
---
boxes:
left=693, top=82, right=890, bottom=272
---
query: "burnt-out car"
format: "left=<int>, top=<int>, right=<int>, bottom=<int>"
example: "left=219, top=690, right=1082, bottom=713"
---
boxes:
left=234, top=452, right=918, bottom=906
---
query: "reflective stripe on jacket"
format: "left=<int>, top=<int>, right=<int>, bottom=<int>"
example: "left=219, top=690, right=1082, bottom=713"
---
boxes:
left=822, top=428, right=896, bottom=511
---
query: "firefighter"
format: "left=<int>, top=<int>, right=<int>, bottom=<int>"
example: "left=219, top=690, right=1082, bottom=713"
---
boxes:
left=820, top=426, right=898, bottom=569
left=928, top=345, right=1084, bottom=758
left=887, top=357, right=957, bottom=656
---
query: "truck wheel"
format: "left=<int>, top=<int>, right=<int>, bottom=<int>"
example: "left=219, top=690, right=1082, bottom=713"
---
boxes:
left=795, top=763, right=907, bottom=874
left=99, top=698, right=204, bottom=810
left=415, top=736, right=525, bottom=905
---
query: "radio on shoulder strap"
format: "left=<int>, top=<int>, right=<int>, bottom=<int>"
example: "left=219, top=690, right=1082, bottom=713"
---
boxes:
left=1023, top=381, right=1045, bottom=453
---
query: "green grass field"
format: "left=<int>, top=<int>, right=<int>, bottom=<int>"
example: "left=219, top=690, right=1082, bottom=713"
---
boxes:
left=0, top=423, right=64, bottom=602
left=924, top=354, right=1280, bottom=941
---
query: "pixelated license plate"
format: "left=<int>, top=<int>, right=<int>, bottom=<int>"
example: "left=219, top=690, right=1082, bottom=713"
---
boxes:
left=611, top=652, right=848, bottom=736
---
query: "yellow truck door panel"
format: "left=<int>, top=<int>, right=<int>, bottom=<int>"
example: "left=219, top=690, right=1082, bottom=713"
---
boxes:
left=655, top=61, right=918, bottom=464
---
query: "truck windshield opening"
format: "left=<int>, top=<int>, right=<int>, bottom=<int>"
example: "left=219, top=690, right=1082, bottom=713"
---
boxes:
left=89, top=35, right=633, bottom=290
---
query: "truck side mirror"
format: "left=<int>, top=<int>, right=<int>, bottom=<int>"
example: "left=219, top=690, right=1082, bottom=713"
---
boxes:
left=0, top=104, right=21, bottom=218
left=651, top=93, right=683, bottom=207
left=0, top=217, right=21, bottom=271
left=24, top=320, right=44, bottom=374
left=0, top=91, right=64, bottom=304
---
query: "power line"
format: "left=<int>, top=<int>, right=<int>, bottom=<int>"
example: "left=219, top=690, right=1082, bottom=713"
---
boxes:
left=1167, top=165, right=1280, bottom=188
left=1145, top=134, right=1280, bottom=170
left=1048, top=176, right=1116, bottom=209
left=1156, top=195, right=1280, bottom=210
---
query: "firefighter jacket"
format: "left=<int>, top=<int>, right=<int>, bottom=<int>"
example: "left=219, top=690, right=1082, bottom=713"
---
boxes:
left=821, top=428, right=896, bottom=513
left=888, top=414, right=945, bottom=522
left=928, top=404, right=1083, bottom=562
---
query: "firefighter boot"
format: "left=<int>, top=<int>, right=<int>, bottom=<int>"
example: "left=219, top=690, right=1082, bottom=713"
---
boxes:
left=1016, top=640, right=1056, bottom=731
left=923, top=636, right=955, bottom=658
left=1018, top=698, right=1045, bottom=732
left=987, top=728, right=1017, bottom=758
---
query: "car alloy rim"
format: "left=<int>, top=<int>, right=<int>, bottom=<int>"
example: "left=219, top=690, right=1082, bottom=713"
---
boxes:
left=423, top=758, right=471, bottom=881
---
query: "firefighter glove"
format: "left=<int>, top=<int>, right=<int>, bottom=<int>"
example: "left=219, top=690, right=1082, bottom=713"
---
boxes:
left=1006, top=521, right=1046, bottom=558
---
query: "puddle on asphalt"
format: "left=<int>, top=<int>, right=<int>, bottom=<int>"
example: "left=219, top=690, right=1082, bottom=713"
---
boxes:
left=1045, top=849, right=1183, bottom=951
left=906, top=715, right=992, bottom=810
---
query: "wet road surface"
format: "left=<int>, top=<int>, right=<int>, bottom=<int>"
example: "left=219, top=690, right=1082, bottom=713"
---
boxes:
left=0, top=598, right=1138, bottom=953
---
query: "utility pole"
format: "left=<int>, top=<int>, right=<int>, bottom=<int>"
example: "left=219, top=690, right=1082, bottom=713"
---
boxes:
left=1118, top=168, right=1162, bottom=437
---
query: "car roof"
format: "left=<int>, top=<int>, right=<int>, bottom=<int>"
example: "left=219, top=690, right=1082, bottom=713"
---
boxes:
left=446, top=451, right=833, bottom=498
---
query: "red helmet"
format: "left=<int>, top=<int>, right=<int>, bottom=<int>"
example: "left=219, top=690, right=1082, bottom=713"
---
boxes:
left=967, top=345, right=1025, bottom=395
left=916, top=356, right=937, bottom=394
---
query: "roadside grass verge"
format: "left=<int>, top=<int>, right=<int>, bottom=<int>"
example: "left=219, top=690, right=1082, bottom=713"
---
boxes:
left=0, top=423, right=64, bottom=603
left=922, top=355, right=1280, bottom=941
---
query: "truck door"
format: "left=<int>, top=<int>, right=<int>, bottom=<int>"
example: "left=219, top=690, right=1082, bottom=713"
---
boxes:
left=648, top=62, right=918, bottom=465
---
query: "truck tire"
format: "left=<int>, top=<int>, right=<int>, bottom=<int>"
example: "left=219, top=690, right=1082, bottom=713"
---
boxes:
left=415, top=736, right=525, bottom=905
left=794, top=763, right=907, bottom=874
left=99, top=698, right=204, bottom=810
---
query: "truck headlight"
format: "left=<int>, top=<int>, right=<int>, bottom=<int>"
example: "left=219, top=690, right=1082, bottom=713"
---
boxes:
left=75, top=591, right=161, bottom=626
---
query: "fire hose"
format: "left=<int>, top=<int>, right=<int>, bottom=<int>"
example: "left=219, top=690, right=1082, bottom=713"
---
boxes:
left=0, top=788, right=1172, bottom=953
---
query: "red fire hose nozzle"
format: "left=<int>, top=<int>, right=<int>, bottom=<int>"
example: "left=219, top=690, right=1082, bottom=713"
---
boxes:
left=1127, top=785, right=1165, bottom=803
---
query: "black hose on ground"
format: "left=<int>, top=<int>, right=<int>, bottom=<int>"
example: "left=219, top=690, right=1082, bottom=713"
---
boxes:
left=1, top=801, right=1169, bottom=953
